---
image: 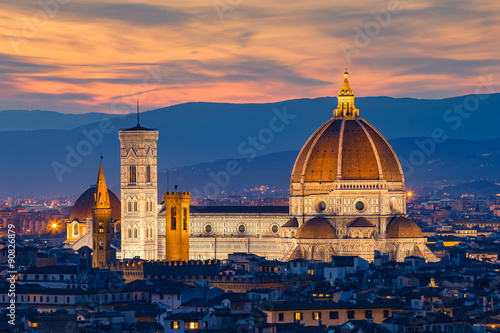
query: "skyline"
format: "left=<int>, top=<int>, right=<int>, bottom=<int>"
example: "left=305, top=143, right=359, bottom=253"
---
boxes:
left=1, top=0, right=500, bottom=114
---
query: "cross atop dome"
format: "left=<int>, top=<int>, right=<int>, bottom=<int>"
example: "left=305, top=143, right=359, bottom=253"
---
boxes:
left=334, top=69, right=359, bottom=118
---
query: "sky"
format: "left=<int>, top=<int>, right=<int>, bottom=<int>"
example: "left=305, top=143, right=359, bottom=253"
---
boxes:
left=1, top=0, right=500, bottom=114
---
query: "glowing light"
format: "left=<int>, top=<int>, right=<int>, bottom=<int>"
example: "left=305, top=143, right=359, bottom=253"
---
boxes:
left=52, top=223, right=57, bottom=229
left=407, top=191, right=413, bottom=197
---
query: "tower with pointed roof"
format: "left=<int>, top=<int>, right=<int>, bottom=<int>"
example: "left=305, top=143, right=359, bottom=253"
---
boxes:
left=119, top=106, right=159, bottom=260
left=92, top=159, right=113, bottom=267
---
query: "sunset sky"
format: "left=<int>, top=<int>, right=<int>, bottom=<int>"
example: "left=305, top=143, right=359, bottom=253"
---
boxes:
left=1, top=0, right=499, bottom=114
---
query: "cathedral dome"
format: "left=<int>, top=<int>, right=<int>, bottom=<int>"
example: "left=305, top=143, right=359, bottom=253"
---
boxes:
left=295, top=217, right=337, bottom=239
left=70, top=187, right=121, bottom=221
left=291, top=71, right=403, bottom=184
left=386, top=216, right=423, bottom=238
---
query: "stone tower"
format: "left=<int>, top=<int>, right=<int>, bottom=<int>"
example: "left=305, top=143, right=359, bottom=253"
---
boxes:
left=164, top=192, right=191, bottom=261
left=92, top=159, right=113, bottom=267
left=119, top=116, right=159, bottom=260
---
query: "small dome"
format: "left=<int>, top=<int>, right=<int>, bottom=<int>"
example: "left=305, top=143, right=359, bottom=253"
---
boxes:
left=348, top=217, right=374, bottom=228
left=295, top=217, right=337, bottom=239
left=70, top=187, right=121, bottom=221
left=386, top=216, right=423, bottom=238
left=282, top=217, right=299, bottom=228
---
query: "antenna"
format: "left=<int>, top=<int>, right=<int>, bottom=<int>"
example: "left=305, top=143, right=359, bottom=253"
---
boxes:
left=136, top=99, right=140, bottom=126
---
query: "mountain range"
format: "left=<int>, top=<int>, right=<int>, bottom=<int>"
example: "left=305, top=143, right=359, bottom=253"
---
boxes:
left=1, top=93, right=499, bottom=197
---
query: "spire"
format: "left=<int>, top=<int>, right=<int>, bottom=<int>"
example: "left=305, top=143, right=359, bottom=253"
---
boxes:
left=94, top=157, right=111, bottom=209
left=334, top=69, right=359, bottom=118
left=136, top=99, right=140, bottom=127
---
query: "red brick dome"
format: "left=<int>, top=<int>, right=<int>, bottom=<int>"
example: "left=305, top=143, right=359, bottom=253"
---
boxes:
left=70, top=186, right=121, bottom=221
left=386, top=216, right=423, bottom=238
left=291, top=118, right=403, bottom=183
left=295, top=217, right=337, bottom=239
left=291, top=70, right=403, bottom=184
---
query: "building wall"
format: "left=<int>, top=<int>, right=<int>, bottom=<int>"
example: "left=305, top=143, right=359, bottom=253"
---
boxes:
left=265, top=307, right=397, bottom=326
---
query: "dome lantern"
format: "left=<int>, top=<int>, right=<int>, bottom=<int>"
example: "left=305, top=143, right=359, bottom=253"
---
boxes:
left=334, top=69, right=359, bottom=118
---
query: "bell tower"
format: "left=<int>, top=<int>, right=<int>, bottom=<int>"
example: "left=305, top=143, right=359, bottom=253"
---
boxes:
left=164, top=192, right=191, bottom=261
left=92, top=159, right=113, bottom=267
left=119, top=107, right=159, bottom=260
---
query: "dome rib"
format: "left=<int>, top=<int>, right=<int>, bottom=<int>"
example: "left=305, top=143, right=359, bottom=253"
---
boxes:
left=291, top=119, right=333, bottom=183
left=356, top=119, right=383, bottom=179
left=360, top=119, right=404, bottom=182
left=340, top=120, right=379, bottom=180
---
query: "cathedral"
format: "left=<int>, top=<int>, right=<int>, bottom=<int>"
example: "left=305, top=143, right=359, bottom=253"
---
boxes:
left=66, top=71, right=438, bottom=263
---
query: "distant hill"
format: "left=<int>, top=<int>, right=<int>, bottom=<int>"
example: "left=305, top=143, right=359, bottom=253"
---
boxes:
left=0, top=110, right=121, bottom=132
left=1, top=94, right=499, bottom=197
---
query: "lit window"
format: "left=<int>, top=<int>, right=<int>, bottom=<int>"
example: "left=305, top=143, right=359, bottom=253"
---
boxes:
left=295, top=312, right=303, bottom=321
left=189, top=322, right=198, bottom=329
left=171, top=321, right=179, bottom=329
left=313, top=312, right=321, bottom=320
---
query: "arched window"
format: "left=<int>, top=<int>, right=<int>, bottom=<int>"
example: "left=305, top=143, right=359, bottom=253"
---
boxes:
left=183, top=208, right=187, bottom=231
left=146, top=228, right=149, bottom=238
left=146, top=165, right=151, bottom=183
left=129, top=165, right=137, bottom=183
left=134, top=228, right=138, bottom=238
left=171, top=207, right=177, bottom=230
left=99, top=240, right=104, bottom=250
left=128, top=228, right=132, bottom=239
left=128, top=201, right=132, bottom=212
left=134, top=201, right=138, bottom=212
left=98, top=222, right=104, bottom=233
left=73, top=225, right=79, bottom=236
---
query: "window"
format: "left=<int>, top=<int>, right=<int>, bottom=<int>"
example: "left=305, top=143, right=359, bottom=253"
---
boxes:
left=183, top=208, right=187, bottom=230
left=99, top=240, right=104, bottom=250
left=73, top=225, right=78, bottom=236
left=129, top=165, right=137, bottom=183
left=278, top=313, right=284, bottom=321
left=128, top=201, right=132, bottom=212
left=54, top=296, right=58, bottom=303
left=146, top=165, right=151, bottom=183
left=134, top=228, right=138, bottom=238
left=294, top=312, right=303, bottom=321
left=384, top=310, right=390, bottom=318
left=365, top=310, right=372, bottom=319
left=313, top=312, right=321, bottom=320
left=67, top=297, right=69, bottom=303
left=128, top=228, right=132, bottom=239
left=348, top=310, right=355, bottom=319
left=188, top=322, right=198, bottom=329
left=330, top=311, right=339, bottom=320
left=134, top=201, right=138, bottom=212
left=171, top=321, right=180, bottom=329
left=171, top=207, right=177, bottom=230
